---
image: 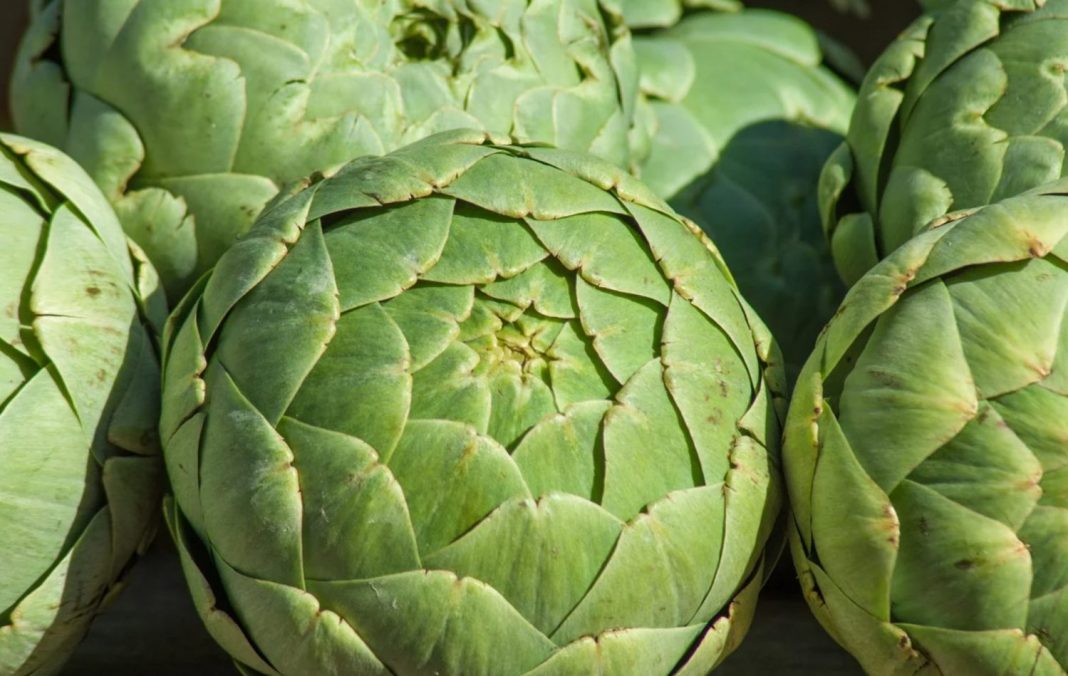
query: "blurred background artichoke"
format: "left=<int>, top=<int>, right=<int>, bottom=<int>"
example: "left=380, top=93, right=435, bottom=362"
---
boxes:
left=822, top=0, right=1068, bottom=283
left=9, top=0, right=641, bottom=300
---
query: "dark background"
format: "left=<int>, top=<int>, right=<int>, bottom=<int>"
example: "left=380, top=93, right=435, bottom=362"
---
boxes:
left=0, top=2, right=922, bottom=674
left=1, top=3, right=26, bottom=130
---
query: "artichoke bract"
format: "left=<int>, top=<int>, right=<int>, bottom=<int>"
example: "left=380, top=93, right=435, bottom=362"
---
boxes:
left=616, top=0, right=870, bottom=27
left=785, top=182, right=1068, bottom=674
left=160, top=130, right=785, bottom=676
left=822, top=0, right=1068, bottom=284
left=0, top=134, right=165, bottom=675
left=618, top=0, right=740, bottom=29
left=12, top=0, right=640, bottom=301
left=630, top=9, right=854, bottom=380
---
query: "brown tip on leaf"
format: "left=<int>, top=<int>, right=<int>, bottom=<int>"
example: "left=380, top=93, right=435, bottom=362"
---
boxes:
left=1027, top=235, right=1050, bottom=258
left=893, top=268, right=917, bottom=296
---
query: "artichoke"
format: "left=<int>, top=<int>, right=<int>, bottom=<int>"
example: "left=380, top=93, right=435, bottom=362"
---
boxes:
left=12, top=0, right=640, bottom=300
left=631, top=9, right=855, bottom=379
left=785, top=182, right=1068, bottom=674
left=822, top=0, right=1068, bottom=283
left=617, top=0, right=741, bottom=29
left=0, top=134, right=165, bottom=675
left=160, top=130, right=785, bottom=675
left=616, top=0, right=870, bottom=27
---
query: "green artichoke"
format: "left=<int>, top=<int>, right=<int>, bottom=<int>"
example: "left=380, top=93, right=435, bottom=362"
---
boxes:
left=0, top=134, right=165, bottom=675
left=631, top=9, right=855, bottom=379
left=12, top=0, right=640, bottom=301
left=618, top=0, right=741, bottom=29
left=616, top=0, right=871, bottom=27
left=785, top=182, right=1068, bottom=674
left=822, top=0, right=1068, bottom=283
left=160, top=130, right=785, bottom=675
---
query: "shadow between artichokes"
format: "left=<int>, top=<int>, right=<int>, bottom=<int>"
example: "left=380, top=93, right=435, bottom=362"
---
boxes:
left=12, top=0, right=641, bottom=302
left=159, top=130, right=786, bottom=676
left=627, top=7, right=855, bottom=382
left=0, top=134, right=166, bottom=675
left=786, top=181, right=1068, bottom=674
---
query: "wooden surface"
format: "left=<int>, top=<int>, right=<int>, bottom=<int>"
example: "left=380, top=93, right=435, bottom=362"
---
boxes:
left=62, top=538, right=862, bottom=675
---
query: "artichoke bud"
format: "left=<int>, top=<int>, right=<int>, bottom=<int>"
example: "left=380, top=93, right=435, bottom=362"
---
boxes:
left=161, top=131, right=785, bottom=676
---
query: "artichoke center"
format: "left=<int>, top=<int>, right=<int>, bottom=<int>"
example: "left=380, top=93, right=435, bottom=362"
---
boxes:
left=463, top=300, right=562, bottom=380
left=391, top=10, right=479, bottom=61
left=494, top=326, right=543, bottom=368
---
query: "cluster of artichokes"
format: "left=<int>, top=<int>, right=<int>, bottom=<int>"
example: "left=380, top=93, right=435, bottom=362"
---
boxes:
left=0, top=0, right=1064, bottom=674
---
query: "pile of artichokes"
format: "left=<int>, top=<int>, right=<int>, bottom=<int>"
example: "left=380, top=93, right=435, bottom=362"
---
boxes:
left=0, top=0, right=1063, bottom=674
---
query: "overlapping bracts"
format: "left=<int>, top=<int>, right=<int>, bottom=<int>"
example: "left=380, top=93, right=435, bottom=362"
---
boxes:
left=822, top=0, right=1068, bottom=283
left=786, top=181, right=1068, bottom=674
left=160, top=130, right=785, bottom=675
left=12, top=0, right=641, bottom=299
left=0, top=134, right=164, bottom=676
left=629, top=9, right=854, bottom=379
